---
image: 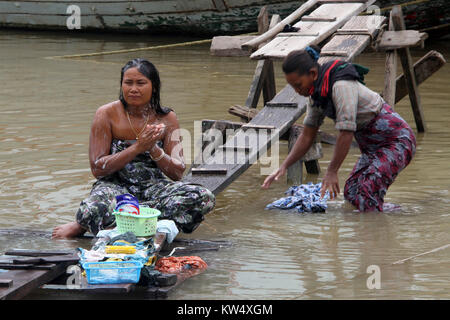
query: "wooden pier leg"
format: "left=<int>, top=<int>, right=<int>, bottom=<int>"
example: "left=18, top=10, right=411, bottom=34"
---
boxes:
left=287, top=127, right=303, bottom=185
left=244, top=11, right=279, bottom=111
left=383, top=13, right=397, bottom=107
left=305, top=160, right=321, bottom=175
left=261, top=15, right=280, bottom=105
left=391, top=5, right=427, bottom=132
left=286, top=124, right=323, bottom=184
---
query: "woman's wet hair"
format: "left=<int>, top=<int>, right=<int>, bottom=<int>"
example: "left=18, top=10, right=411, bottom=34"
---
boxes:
left=282, top=45, right=321, bottom=76
left=119, top=58, right=172, bottom=115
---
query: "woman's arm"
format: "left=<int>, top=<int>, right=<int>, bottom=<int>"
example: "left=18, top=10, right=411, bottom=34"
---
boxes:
left=282, top=125, right=319, bottom=169
left=147, top=111, right=186, bottom=181
left=320, top=130, right=353, bottom=199
left=89, top=106, right=142, bottom=179
left=262, top=125, right=318, bottom=189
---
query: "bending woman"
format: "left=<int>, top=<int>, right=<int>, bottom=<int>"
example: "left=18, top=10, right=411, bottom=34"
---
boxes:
left=262, top=46, right=416, bottom=211
left=53, top=58, right=215, bottom=238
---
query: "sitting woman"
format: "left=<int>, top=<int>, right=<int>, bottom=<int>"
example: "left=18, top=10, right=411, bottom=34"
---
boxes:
left=262, top=46, right=416, bottom=212
left=53, top=58, right=215, bottom=238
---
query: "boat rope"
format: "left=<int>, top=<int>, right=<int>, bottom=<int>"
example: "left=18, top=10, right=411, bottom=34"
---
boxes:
left=46, top=32, right=257, bottom=60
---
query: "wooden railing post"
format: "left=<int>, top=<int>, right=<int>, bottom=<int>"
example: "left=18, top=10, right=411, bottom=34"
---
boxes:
left=391, top=5, right=427, bottom=132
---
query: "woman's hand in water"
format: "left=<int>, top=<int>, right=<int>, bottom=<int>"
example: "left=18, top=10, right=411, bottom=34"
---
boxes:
left=136, top=123, right=166, bottom=153
left=321, top=170, right=340, bottom=200
left=261, top=166, right=287, bottom=189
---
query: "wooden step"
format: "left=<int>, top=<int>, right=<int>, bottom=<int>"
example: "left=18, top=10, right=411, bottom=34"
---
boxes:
left=302, top=15, right=337, bottom=22
left=266, top=102, right=298, bottom=108
left=276, top=32, right=320, bottom=37
left=191, top=168, right=228, bottom=175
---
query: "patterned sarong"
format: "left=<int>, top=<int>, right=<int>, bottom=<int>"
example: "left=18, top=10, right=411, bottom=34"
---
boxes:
left=344, top=104, right=416, bottom=211
left=76, top=139, right=215, bottom=235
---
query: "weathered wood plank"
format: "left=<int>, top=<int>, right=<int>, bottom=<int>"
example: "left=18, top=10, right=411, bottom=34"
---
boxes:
left=318, top=15, right=387, bottom=63
left=182, top=84, right=309, bottom=195
left=0, top=280, right=13, bottom=288
left=384, top=12, right=397, bottom=107
left=210, top=35, right=256, bottom=57
left=378, top=30, right=427, bottom=50
left=391, top=5, right=426, bottom=132
left=242, top=0, right=321, bottom=51
left=251, top=1, right=376, bottom=60
left=0, top=261, right=71, bottom=300
left=394, top=50, right=446, bottom=104
left=4, top=249, right=75, bottom=257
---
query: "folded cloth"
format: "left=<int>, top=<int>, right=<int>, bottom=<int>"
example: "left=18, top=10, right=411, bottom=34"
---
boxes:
left=156, top=220, right=179, bottom=244
left=266, top=182, right=329, bottom=213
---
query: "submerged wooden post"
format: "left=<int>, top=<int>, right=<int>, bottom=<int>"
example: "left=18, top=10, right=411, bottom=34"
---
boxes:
left=383, top=13, right=397, bottom=107
left=391, top=5, right=427, bottom=132
left=287, top=128, right=303, bottom=185
left=287, top=125, right=322, bottom=185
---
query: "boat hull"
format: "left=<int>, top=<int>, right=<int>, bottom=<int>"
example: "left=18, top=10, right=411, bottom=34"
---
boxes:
left=0, top=0, right=448, bottom=36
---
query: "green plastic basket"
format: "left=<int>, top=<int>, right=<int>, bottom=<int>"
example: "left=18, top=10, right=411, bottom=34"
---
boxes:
left=113, top=206, right=161, bottom=237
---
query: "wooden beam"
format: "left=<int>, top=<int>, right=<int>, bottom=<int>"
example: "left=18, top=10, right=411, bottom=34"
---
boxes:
left=391, top=5, right=426, bottom=132
left=257, top=6, right=269, bottom=35
left=394, top=50, right=446, bottom=104
left=0, top=261, right=71, bottom=300
left=244, top=11, right=278, bottom=109
left=384, top=12, right=398, bottom=107
left=378, top=30, right=427, bottom=50
left=241, top=0, right=320, bottom=51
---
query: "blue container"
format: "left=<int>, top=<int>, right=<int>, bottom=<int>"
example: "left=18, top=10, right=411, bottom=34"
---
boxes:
left=82, top=261, right=143, bottom=285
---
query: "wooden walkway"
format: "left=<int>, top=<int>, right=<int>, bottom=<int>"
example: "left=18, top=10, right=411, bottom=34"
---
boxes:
left=183, top=0, right=386, bottom=195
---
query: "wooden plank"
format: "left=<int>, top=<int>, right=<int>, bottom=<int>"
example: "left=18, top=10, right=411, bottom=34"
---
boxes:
left=384, top=12, right=397, bottom=107
left=241, top=124, right=276, bottom=131
left=302, top=15, right=337, bottom=22
left=0, top=280, right=13, bottom=288
left=0, top=261, right=71, bottom=300
left=11, top=254, right=79, bottom=265
left=393, top=50, right=446, bottom=104
left=4, top=249, right=75, bottom=257
left=257, top=5, right=269, bottom=35
left=219, top=145, right=251, bottom=152
left=0, top=263, right=56, bottom=270
left=245, top=60, right=267, bottom=108
left=266, top=102, right=298, bottom=108
left=321, top=50, right=348, bottom=57
left=318, top=15, right=387, bottom=63
left=391, top=5, right=426, bottom=132
left=182, top=84, right=309, bottom=195
left=225, top=107, right=359, bottom=147
left=277, top=32, right=320, bottom=37
left=250, top=0, right=376, bottom=60
left=210, top=35, right=256, bottom=57
left=191, top=168, right=228, bottom=175
left=378, top=30, right=425, bottom=50
left=241, top=0, right=320, bottom=51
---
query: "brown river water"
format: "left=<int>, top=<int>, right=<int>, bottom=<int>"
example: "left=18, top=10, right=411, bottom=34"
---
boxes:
left=0, top=30, right=449, bottom=299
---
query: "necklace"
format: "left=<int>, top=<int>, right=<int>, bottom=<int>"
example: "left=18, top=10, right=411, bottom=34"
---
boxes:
left=126, top=108, right=150, bottom=140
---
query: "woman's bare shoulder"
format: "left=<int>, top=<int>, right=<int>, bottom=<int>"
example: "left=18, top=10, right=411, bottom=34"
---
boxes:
left=92, top=101, right=124, bottom=124
left=159, top=110, right=178, bottom=125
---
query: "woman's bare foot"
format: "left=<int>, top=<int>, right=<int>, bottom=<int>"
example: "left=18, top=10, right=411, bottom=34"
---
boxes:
left=52, top=222, right=86, bottom=239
